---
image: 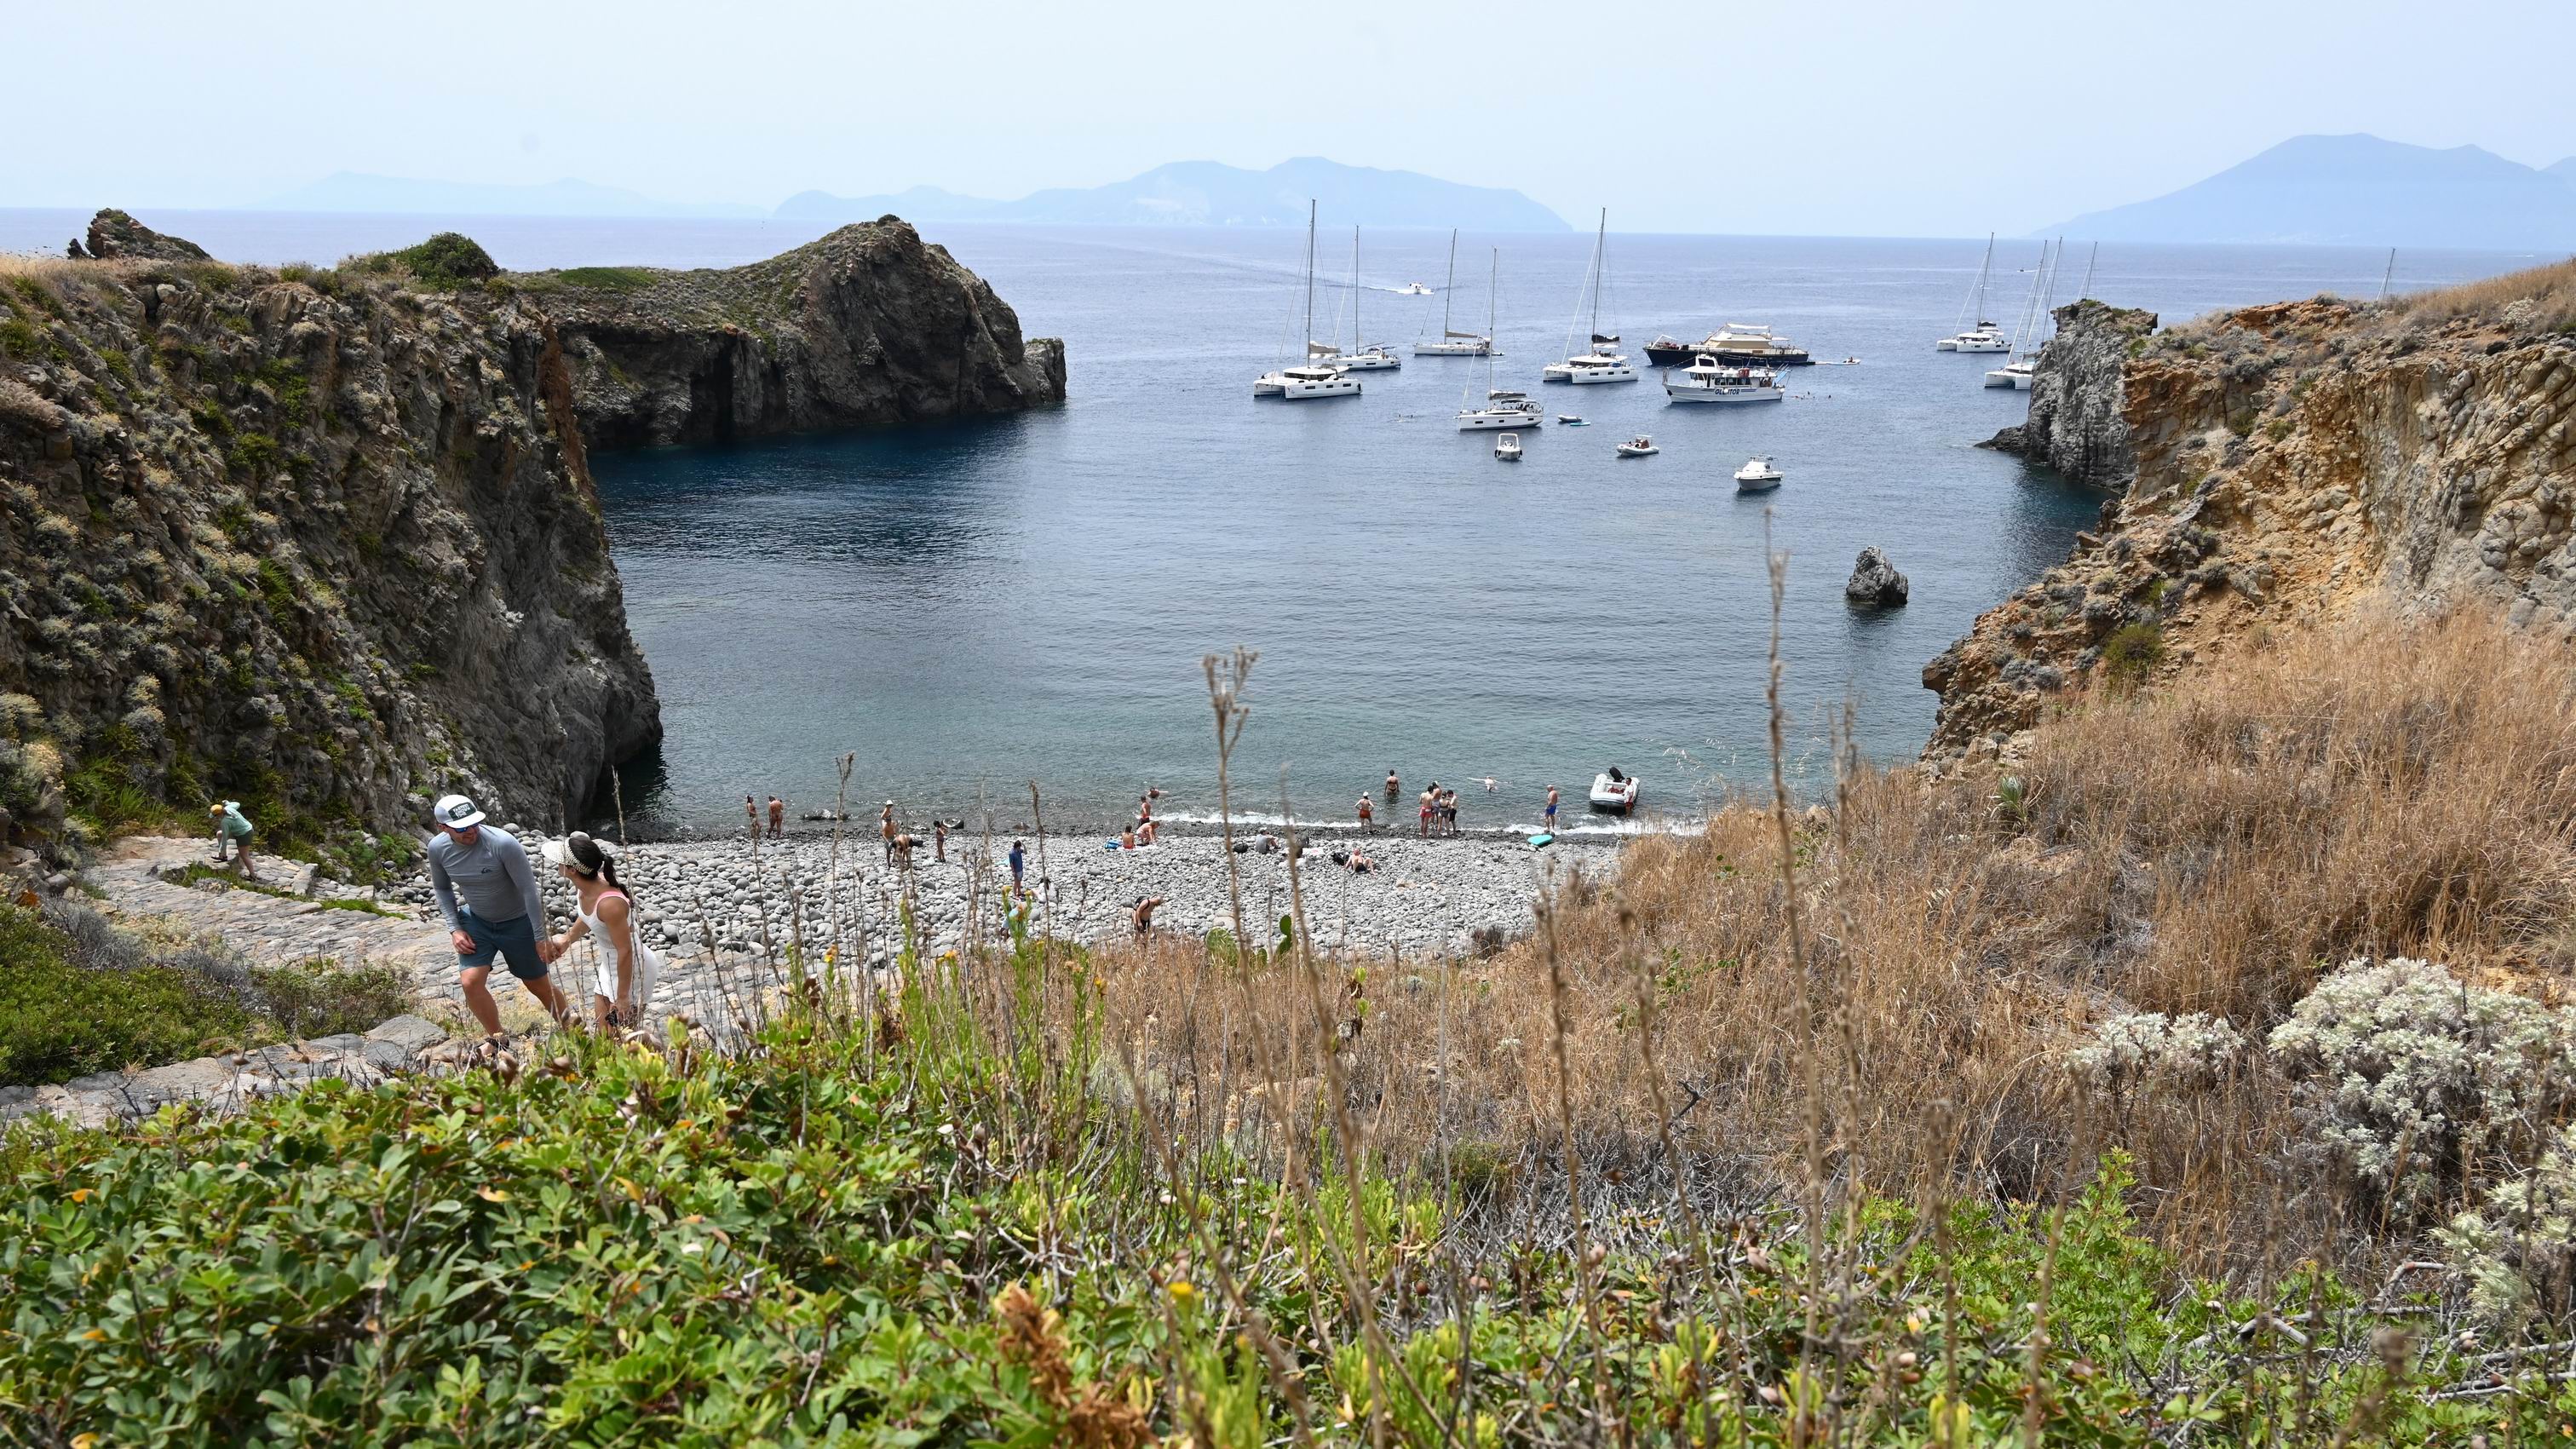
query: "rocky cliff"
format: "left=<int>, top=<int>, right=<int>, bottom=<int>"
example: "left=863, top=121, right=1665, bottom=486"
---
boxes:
left=1980, top=300, right=2157, bottom=487
left=0, top=216, right=662, bottom=864
left=1927, top=262, right=2576, bottom=763
left=526, top=218, right=1066, bottom=449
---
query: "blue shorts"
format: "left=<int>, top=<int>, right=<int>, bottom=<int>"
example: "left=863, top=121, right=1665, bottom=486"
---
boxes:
left=457, top=911, right=547, bottom=981
left=1545, top=805, right=1558, bottom=821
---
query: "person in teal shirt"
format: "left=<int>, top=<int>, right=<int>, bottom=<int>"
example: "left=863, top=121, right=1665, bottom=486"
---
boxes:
left=210, top=801, right=259, bottom=882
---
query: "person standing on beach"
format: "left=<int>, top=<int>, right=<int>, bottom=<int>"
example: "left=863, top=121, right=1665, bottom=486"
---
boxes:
left=1008, top=839, right=1026, bottom=892
left=426, top=795, right=570, bottom=1036
left=209, top=801, right=260, bottom=881
left=1418, top=785, right=1434, bottom=837
left=1545, top=784, right=1560, bottom=832
left=745, top=795, right=761, bottom=840
left=767, top=795, right=785, bottom=840
left=1356, top=794, right=1374, bottom=833
left=933, top=819, right=948, bottom=863
left=880, top=801, right=897, bottom=864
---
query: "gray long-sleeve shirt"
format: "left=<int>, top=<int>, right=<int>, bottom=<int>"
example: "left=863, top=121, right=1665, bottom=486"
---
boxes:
left=424, top=827, right=546, bottom=933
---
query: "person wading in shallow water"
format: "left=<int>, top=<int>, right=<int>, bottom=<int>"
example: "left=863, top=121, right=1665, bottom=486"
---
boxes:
left=1385, top=768, right=1400, bottom=805
left=426, top=794, right=571, bottom=1037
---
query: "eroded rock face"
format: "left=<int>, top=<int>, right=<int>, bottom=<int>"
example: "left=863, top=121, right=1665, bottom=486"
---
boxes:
left=1979, top=302, right=2157, bottom=488
left=1845, top=547, right=1910, bottom=607
left=1927, top=285, right=2576, bottom=765
left=82, top=208, right=212, bottom=262
left=542, top=218, right=1067, bottom=450
left=0, top=220, right=660, bottom=854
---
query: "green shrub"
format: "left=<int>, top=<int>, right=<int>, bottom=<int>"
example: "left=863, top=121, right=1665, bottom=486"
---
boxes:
left=0, top=906, right=251, bottom=1083
left=350, top=232, right=499, bottom=291
left=554, top=265, right=655, bottom=293
left=2101, top=621, right=2165, bottom=687
left=246, top=957, right=413, bottom=1038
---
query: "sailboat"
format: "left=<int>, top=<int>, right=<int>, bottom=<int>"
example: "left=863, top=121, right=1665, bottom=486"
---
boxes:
left=1414, top=228, right=1498, bottom=357
left=1937, top=234, right=2009, bottom=353
left=1254, top=201, right=1361, bottom=401
left=1325, top=228, right=1400, bottom=371
left=1458, top=249, right=1542, bottom=431
left=1542, top=209, right=1638, bottom=385
left=1985, top=240, right=2057, bottom=390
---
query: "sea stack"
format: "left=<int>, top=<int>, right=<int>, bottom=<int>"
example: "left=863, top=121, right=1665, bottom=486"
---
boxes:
left=1846, top=547, right=1911, bottom=607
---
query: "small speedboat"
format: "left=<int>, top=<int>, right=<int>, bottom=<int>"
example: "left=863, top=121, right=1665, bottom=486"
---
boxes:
left=1556, top=414, right=1588, bottom=426
left=1589, top=768, right=1640, bottom=814
left=1495, top=433, right=1523, bottom=461
left=1734, top=455, right=1783, bottom=491
left=1397, top=281, right=1433, bottom=296
left=1616, top=435, right=1659, bottom=457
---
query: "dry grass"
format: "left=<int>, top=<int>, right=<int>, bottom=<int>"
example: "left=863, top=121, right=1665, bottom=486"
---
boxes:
left=1075, top=607, right=2576, bottom=1274
left=2392, top=253, right=2576, bottom=331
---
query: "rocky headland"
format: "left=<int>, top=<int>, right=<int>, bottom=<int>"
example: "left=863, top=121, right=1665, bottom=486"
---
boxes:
left=0, top=212, right=1063, bottom=867
left=528, top=218, right=1066, bottom=449
left=1927, top=266, right=2576, bottom=764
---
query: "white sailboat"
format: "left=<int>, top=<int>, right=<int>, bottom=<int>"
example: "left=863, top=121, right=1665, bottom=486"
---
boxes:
left=1415, top=228, right=1498, bottom=357
left=1458, top=249, right=1543, bottom=430
left=1322, top=227, right=1400, bottom=371
left=1542, top=209, right=1638, bottom=386
left=1937, top=233, right=2009, bottom=353
left=1255, top=202, right=1361, bottom=401
left=1985, top=239, right=2056, bottom=390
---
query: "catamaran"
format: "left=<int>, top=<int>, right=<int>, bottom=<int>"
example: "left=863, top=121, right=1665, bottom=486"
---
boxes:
left=1543, top=210, right=1638, bottom=386
left=1458, top=249, right=1543, bottom=429
left=1254, top=202, right=1361, bottom=400
left=1986, top=239, right=2058, bottom=389
left=1415, top=228, right=1498, bottom=356
left=1937, top=233, right=2009, bottom=353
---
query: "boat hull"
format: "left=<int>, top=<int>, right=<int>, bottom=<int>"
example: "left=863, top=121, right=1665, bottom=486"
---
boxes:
left=1458, top=410, right=1543, bottom=431
left=1664, top=385, right=1784, bottom=405
left=1329, top=350, right=1401, bottom=371
left=1982, top=368, right=2029, bottom=390
left=1735, top=477, right=1782, bottom=492
left=1645, top=342, right=1814, bottom=367
left=1283, top=377, right=1363, bottom=400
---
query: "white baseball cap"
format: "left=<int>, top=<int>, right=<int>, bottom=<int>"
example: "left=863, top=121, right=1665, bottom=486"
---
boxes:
left=433, top=794, right=486, bottom=829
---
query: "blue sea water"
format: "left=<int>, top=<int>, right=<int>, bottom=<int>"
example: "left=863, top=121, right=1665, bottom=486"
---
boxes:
left=0, top=210, right=2542, bottom=833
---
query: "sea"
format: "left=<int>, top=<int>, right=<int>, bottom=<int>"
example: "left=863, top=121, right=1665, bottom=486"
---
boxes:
left=2, top=209, right=2546, bottom=836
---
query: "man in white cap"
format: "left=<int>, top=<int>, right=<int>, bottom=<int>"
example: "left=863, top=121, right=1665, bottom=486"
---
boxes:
left=425, top=794, right=569, bottom=1034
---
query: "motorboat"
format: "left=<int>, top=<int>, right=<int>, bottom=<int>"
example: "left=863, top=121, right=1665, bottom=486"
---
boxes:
left=1938, top=233, right=2010, bottom=351
left=1543, top=210, right=1642, bottom=386
left=1644, top=323, right=1810, bottom=368
left=1663, top=356, right=1785, bottom=405
left=1556, top=414, right=1588, bottom=425
left=1458, top=388, right=1543, bottom=430
left=1734, top=455, right=1783, bottom=490
left=1397, top=281, right=1433, bottom=296
left=1415, top=230, right=1498, bottom=356
left=1495, top=433, right=1523, bottom=461
left=1589, top=768, right=1640, bottom=814
left=1616, top=435, right=1659, bottom=457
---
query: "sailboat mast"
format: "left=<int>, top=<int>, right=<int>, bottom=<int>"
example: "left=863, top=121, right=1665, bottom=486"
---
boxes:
left=2380, top=248, right=2396, bottom=300
left=2078, top=242, right=2098, bottom=302
left=1303, top=200, right=1316, bottom=351
left=1975, top=233, right=1994, bottom=323
left=1351, top=227, right=1361, bottom=350
left=1486, top=248, right=1498, bottom=386
left=1590, top=209, right=1605, bottom=339
left=1440, top=229, right=1458, bottom=334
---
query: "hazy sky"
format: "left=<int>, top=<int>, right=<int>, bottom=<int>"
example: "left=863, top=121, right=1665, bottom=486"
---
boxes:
left=8, top=0, right=2573, bottom=236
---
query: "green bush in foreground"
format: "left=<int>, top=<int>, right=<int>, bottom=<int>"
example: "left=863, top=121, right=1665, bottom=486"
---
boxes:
left=0, top=906, right=250, bottom=1084
left=0, top=956, right=2552, bottom=1447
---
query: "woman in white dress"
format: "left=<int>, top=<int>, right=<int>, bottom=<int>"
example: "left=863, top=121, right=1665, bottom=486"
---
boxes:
left=542, top=832, right=663, bottom=1032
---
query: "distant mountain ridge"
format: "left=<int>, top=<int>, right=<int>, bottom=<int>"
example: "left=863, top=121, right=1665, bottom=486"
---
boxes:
left=779, top=158, right=1571, bottom=232
left=2044, top=134, right=2576, bottom=250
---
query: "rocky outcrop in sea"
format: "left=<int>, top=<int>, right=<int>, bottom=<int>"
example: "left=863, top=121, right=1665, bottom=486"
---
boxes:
left=1926, top=275, right=2576, bottom=764
left=1977, top=301, right=2157, bottom=487
left=539, top=218, right=1067, bottom=450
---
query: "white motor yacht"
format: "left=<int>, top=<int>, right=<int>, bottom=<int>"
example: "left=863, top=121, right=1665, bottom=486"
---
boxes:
left=1543, top=210, right=1641, bottom=386
left=1416, top=230, right=1498, bottom=356
left=1734, top=456, right=1783, bottom=490
left=1495, top=433, right=1523, bottom=461
left=1663, top=356, right=1785, bottom=405
left=1397, top=281, right=1433, bottom=296
left=1616, top=435, right=1659, bottom=457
